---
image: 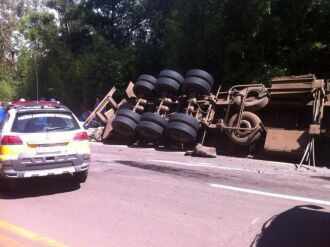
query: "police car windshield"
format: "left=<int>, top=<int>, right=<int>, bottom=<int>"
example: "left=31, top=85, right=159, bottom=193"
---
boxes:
left=11, top=112, right=80, bottom=133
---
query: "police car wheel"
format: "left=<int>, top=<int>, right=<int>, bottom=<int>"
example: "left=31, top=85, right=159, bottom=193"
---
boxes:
left=73, top=170, right=88, bottom=183
left=0, top=179, right=12, bottom=192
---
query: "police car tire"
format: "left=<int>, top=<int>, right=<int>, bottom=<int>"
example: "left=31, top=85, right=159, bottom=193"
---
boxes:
left=0, top=179, right=12, bottom=192
left=73, top=170, right=88, bottom=183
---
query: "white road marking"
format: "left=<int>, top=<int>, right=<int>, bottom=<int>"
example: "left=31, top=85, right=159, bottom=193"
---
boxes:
left=209, top=183, right=330, bottom=206
left=89, top=142, right=105, bottom=145
left=251, top=217, right=260, bottom=225
left=90, top=142, right=130, bottom=148
left=151, top=159, right=260, bottom=173
left=243, top=217, right=261, bottom=232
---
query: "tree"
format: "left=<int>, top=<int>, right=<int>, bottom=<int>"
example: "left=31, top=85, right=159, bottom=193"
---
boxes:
left=2, top=0, right=329, bottom=112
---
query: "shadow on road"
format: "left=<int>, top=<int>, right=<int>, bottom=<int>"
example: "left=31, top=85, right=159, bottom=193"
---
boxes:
left=116, top=160, right=198, bottom=176
left=251, top=205, right=330, bottom=247
left=311, top=176, right=330, bottom=181
left=116, top=160, right=231, bottom=182
left=0, top=176, right=80, bottom=199
left=102, top=135, right=193, bottom=153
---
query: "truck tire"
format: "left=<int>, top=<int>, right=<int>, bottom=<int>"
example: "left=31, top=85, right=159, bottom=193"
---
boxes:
left=112, top=115, right=138, bottom=137
left=233, top=87, right=269, bottom=112
left=166, top=122, right=198, bottom=144
left=137, top=74, right=157, bottom=84
left=133, top=74, right=157, bottom=97
left=155, top=77, right=182, bottom=95
left=169, top=113, right=200, bottom=131
left=137, top=113, right=168, bottom=140
left=186, top=69, right=214, bottom=87
left=141, top=112, right=168, bottom=128
left=182, top=77, right=212, bottom=96
left=134, top=80, right=155, bottom=97
left=137, top=121, right=165, bottom=140
left=226, top=111, right=262, bottom=146
left=158, top=70, right=184, bottom=84
left=116, top=109, right=141, bottom=123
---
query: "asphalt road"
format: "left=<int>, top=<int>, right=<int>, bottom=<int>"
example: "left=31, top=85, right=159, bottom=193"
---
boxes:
left=1, top=143, right=330, bottom=247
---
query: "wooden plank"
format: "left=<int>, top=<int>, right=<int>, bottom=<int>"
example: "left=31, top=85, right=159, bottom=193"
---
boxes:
left=264, top=129, right=311, bottom=154
left=83, top=87, right=116, bottom=127
left=271, top=82, right=314, bottom=90
left=125, top=81, right=136, bottom=98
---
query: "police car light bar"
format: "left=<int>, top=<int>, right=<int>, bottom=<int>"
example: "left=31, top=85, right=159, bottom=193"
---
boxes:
left=9, top=100, right=60, bottom=105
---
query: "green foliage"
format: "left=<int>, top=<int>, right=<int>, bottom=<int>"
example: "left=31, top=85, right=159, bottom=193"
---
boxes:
left=0, top=68, right=18, bottom=100
left=1, top=0, right=329, bottom=112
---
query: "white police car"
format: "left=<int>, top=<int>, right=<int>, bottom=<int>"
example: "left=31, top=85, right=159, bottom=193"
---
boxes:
left=0, top=101, right=90, bottom=190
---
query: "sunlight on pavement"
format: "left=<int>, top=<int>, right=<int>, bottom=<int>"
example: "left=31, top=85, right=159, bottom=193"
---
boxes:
left=0, top=232, right=26, bottom=247
left=0, top=220, right=68, bottom=247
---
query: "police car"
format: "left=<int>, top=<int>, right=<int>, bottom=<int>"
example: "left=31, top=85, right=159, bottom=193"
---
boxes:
left=0, top=101, right=90, bottom=190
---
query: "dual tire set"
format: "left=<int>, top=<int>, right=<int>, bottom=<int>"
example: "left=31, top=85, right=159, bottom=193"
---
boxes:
left=133, top=69, right=214, bottom=97
left=112, top=109, right=200, bottom=144
left=138, top=112, right=199, bottom=144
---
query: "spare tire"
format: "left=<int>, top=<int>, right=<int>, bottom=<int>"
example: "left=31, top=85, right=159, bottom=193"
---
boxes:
left=133, top=74, right=157, bottom=97
left=166, top=122, right=197, bottom=144
left=233, top=87, right=269, bottom=112
left=186, top=69, right=214, bottom=87
left=158, top=70, right=184, bottom=84
left=169, top=113, right=200, bottom=131
left=182, top=77, right=212, bottom=96
left=226, top=111, right=262, bottom=146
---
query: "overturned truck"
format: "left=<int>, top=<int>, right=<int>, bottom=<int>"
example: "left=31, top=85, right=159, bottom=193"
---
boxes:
left=84, top=71, right=330, bottom=166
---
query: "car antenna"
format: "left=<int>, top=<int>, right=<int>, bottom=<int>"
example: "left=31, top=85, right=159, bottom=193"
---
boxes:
left=34, top=47, right=39, bottom=101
